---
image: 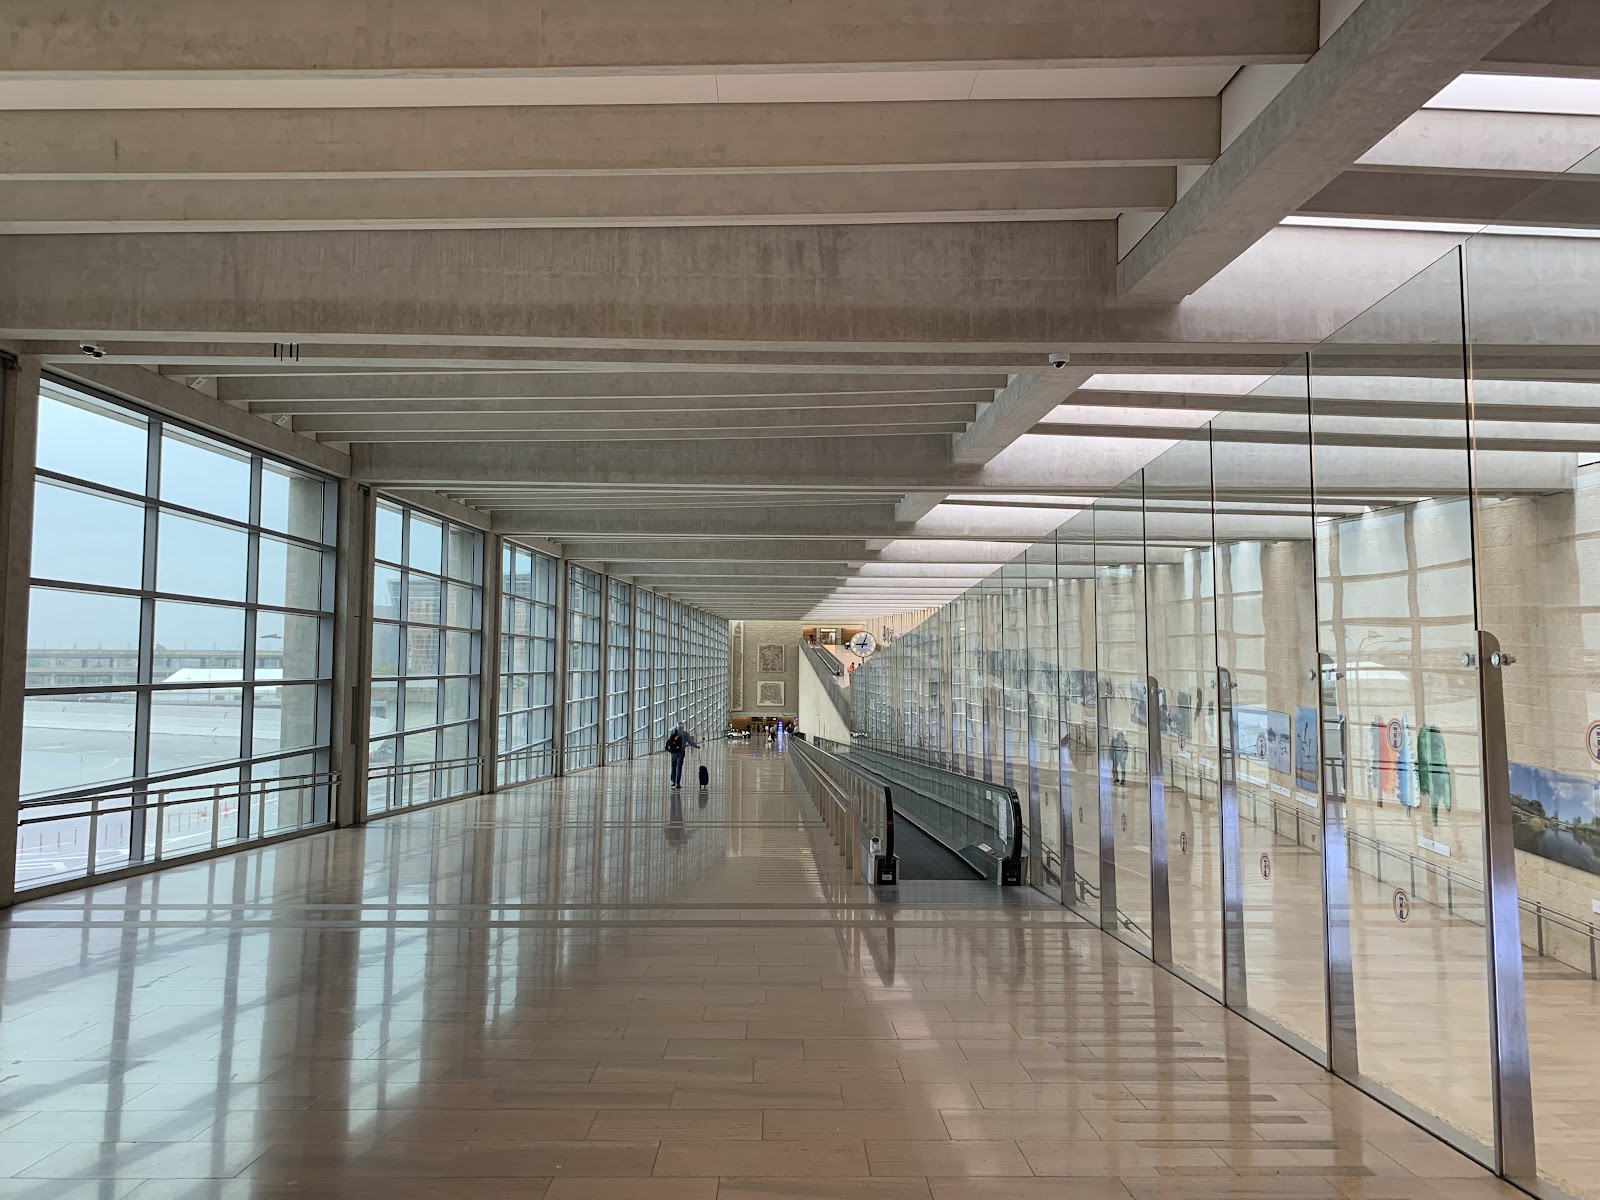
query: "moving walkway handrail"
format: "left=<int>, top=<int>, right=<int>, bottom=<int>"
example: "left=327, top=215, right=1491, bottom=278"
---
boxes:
left=819, top=737, right=1023, bottom=882
left=800, top=640, right=845, bottom=678
left=788, top=735, right=896, bottom=879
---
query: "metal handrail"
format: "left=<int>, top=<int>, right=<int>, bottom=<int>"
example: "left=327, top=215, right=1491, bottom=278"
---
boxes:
left=15, top=768, right=339, bottom=892
left=790, top=736, right=895, bottom=874
left=823, top=736, right=1023, bottom=881
left=801, top=640, right=845, bottom=678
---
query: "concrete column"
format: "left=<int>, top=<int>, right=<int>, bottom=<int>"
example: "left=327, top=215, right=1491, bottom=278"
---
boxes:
left=0, top=355, right=42, bottom=909
left=479, top=532, right=503, bottom=792
left=329, top=478, right=366, bottom=827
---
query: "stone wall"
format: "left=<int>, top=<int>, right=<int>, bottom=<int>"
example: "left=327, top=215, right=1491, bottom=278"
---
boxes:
left=730, top=620, right=801, bottom=717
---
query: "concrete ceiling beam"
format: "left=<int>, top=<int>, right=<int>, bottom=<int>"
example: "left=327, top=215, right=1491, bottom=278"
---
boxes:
left=491, top=505, right=902, bottom=539
left=0, top=167, right=1177, bottom=234
left=326, top=422, right=971, bottom=443
left=251, top=390, right=996, bottom=418
left=288, top=403, right=981, bottom=435
left=0, top=101, right=1219, bottom=178
left=222, top=372, right=1008, bottom=404
left=1301, top=169, right=1600, bottom=227
left=564, top=541, right=870, bottom=563
left=1478, top=0, right=1600, bottom=78
left=1358, top=109, right=1600, bottom=179
left=951, top=367, right=1097, bottom=464
left=2, top=0, right=1316, bottom=72
left=1116, top=0, right=1558, bottom=301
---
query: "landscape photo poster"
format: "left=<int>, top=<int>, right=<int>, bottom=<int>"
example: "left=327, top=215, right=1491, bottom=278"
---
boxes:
left=1509, top=761, right=1600, bottom=877
left=1237, top=707, right=1293, bottom=776
left=1294, top=705, right=1320, bottom=793
left=756, top=681, right=785, bottom=707
left=757, top=644, right=785, bottom=673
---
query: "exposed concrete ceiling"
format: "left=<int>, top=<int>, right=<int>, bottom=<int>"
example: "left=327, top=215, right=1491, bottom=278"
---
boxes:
left=0, top=0, right=1594, bottom=620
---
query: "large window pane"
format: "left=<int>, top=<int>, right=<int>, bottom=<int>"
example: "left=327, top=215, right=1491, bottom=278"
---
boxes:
left=36, top=387, right=147, bottom=494
left=20, top=691, right=138, bottom=800
left=27, top=587, right=141, bottom=690
left=148, top=687, right=244, bottom=776
left=157, top=511, right=248, bottom=602
left=260, top=461, right=329, bottom=543
left=258, top=536, right=327, bottom=610
left=1314, top=249, right=1495, bottom=1161
left=153, top=601, right=247, bottom=684
left=32, top=481, right=145, bottom=589
left=257, top=610, right=323, bottom=679
left=160, top=428, right=250, bottom=522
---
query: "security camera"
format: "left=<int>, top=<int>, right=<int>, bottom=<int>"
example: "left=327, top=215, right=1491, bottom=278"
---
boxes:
left=1048, top=352, right=1071, bottom=369
left=79, top=342, right=106, bottom=359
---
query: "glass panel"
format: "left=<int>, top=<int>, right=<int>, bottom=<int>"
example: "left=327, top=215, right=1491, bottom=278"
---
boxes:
left=375, top=501, right=404, bottom=564
left=36, top=387, right=147, bottom=494
left=408, top=513, right=442, bottom=575
left=152, top=601, right=247, bottom=684
left=445, top=582, right=475, bottom=627
left=1313, top=248, right=1494, bottom=1160
left=373, top=565, right=402, bottom=621
left=371, top=621, right=401, bottom=677
left=369, top=682, right=399, bottom=736
left=257, top=610, right=323, bottom=680
left=160, top=427, right=251, bottom=522
left=1056, top=515, right=1100, bottom=923
left=157, top=511, right=248, bottom=602
left=405, top=628, right=439, bottom=676
left=255, top=682, right=321, bottom=756
left=403, top=681, right=440, bottom=729
left=259, top=461, right=328, bottom=542
left=1466, top=145, right=1600, bottom=1200
left=254, top=753, right=322, bottom=834
left=148, top=687, right=244, bottom=775
left=445, top=524, right=478, bottom=582
left=1024, top=539, right=1062, bottom=902
left=1096, top=471, right=1151, bottom=953
left=19, top=691, right=138, bottom=800
left=257, top=536, right=326, bottom=610
left=26, top=587, right=141, bottom=690
left=32, top=481, right=145, bottom=589
left=1144, top=430, right=1223, bottom=992
left=443, top=678, right=472, bottom=723
left=443, top=630, right=474, bottom=675
left=1213, top=366, right=1328, bottom=1052
left=405, top=572, right=441, bottom=624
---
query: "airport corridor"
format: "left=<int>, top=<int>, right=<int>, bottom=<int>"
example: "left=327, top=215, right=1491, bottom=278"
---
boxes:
left=0, top=744, right=1520, bottom=1199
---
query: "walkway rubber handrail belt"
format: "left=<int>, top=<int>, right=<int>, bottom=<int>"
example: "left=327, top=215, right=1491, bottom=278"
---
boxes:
left=788, top=735, right=895, bottom=875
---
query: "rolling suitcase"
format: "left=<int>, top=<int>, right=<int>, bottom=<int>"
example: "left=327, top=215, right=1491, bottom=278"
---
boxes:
left=697, top=763, right=710, bottom=787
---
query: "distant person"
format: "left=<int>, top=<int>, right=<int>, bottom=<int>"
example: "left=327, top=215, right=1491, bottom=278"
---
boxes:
left=1110, top=730, right=1129, bottom=786
left=665, top=723, right=699, bottom=789
left=847, top=661, right=857, bottom=675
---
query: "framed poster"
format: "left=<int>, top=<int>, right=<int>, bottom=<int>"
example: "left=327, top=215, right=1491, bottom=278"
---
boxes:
left=757, top=644, right=785, bottom=672
left=1294, top=705, right=1320, bottom=793
left=756, top=681, right=785, bottom=707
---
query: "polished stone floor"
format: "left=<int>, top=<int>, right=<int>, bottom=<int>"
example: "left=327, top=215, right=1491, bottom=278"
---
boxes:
left=0, top=743, right=1527, bottom=1199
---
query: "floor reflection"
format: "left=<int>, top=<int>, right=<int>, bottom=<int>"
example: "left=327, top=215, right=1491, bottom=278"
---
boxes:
left=0, top=745, right=1514, bottom=1199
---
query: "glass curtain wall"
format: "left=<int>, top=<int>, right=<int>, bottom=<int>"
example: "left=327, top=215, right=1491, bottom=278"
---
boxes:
left=368, top=500, right=482, bottom=811
left=652, top=594, right=669, bottom=738
left=497, top=543, right=558, bottom=785
left=853, top=146, right=1600, bottom=1200
left=632, top=587, right=655, bottom=754
left=605, top=579, right=632, bottom=763
left=563, top=565, right=603, bottom=773
left=19, top=380, right=337, bottom=892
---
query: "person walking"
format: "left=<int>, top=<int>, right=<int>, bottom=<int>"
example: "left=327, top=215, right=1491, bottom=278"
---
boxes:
left=665, top=723, right=699, bottom=789
left=1110, top=729, right=1129, bottom=786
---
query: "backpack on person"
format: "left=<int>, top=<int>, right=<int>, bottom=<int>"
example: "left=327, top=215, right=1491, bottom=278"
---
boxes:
left=665, top=730, right=684, bottom=754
